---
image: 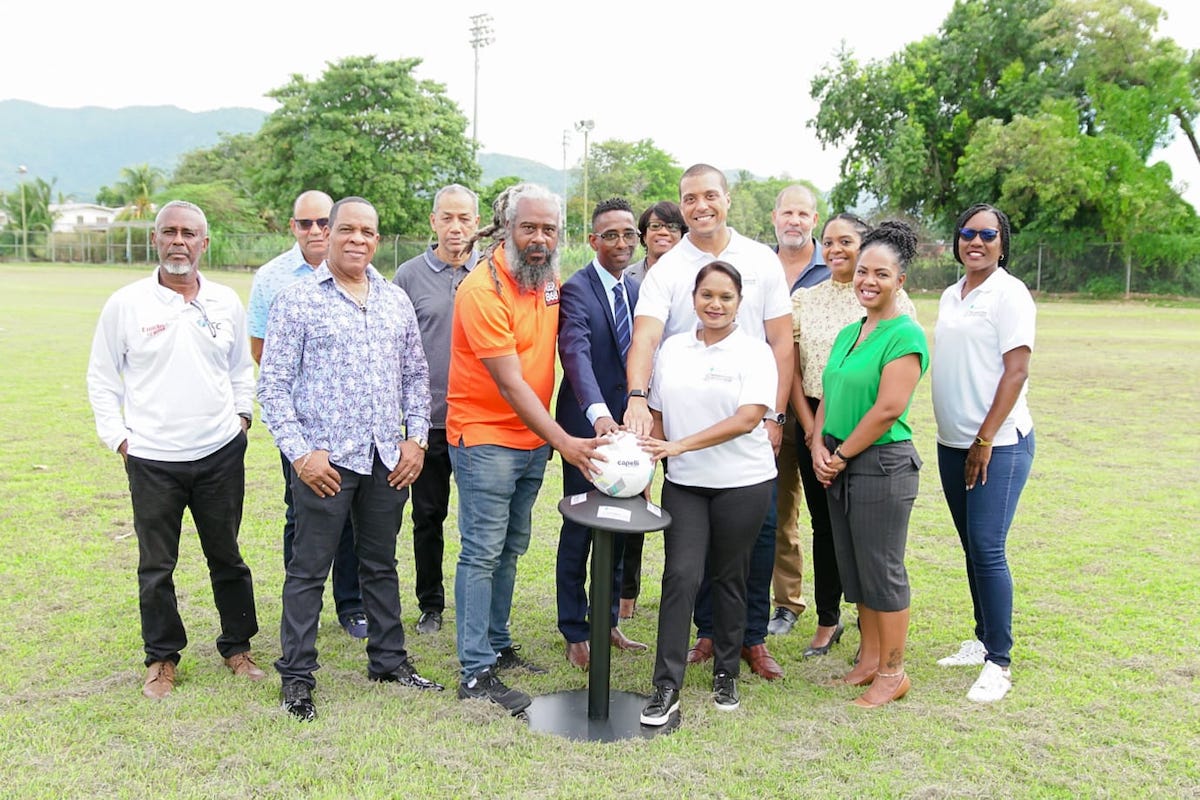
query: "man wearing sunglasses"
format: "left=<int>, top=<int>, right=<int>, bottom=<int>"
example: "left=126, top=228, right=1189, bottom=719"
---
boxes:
left=554, top=197, right=648, bottom=670
left=247, top=190, right=367, bottom=642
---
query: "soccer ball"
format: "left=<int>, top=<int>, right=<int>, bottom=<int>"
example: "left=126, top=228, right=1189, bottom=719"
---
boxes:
left=589, top=431, right=656, bottom=498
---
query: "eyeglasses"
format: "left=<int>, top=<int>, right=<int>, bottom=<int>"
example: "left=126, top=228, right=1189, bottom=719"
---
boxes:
left=959, top=227, right=1000, bottom=242
left=647, top=221, right=682, bottom=233
left=190, top=300, right=218, bottom=338
left=597, top=231, right=640, bottom=244
left=294, top=217, right=330, bottom=231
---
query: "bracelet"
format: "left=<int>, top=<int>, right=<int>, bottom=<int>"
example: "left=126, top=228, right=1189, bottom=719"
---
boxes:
left=973, top=436, right=992, bottom=447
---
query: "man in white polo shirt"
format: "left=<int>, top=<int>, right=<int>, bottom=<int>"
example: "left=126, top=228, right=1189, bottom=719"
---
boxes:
left=87, top=200, right=264, bottom=699
left=625, top=163, right=794, bottom=680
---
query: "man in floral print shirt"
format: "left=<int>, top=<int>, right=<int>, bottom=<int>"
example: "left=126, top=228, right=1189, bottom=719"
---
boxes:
left=259, top=197, right=443, bottom=721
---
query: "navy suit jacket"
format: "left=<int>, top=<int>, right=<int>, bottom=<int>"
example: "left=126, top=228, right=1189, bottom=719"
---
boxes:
left=554, top=262, right=640, bottom=447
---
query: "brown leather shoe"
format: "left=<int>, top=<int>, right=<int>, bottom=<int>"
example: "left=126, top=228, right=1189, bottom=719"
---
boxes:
left=566, top=640, right=590, bottom=669
left=224, top=651, right=267, bottom=681
left=143, top=660, right=176, bottom=699
left=619, top=598, right=636, bottom=620
left=686, top=636, right=714, bottom=664
left=610, top=627, right=648, bottom=652
left=741, top=643, right=784, bottom=680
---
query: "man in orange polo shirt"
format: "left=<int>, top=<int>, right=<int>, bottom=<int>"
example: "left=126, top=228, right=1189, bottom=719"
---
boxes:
left=446, top=183, right=604, bottom=714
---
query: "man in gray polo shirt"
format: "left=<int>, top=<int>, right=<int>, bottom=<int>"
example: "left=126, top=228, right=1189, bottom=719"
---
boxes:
left=393, top=184, right=480, bottom=634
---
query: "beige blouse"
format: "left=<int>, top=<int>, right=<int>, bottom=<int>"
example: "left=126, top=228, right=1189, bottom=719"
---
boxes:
left=792, top=280, right=918, bottom=398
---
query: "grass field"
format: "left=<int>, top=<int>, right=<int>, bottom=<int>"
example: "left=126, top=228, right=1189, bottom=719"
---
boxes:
left=1, top=263, right=1197, bottom=799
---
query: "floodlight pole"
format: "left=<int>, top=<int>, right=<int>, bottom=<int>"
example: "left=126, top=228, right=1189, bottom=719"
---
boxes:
left=469, top=13, right=494, bottom=160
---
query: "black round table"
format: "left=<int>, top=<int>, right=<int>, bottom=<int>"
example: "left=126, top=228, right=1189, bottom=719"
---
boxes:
left=525, top=490, right=676, bottom=741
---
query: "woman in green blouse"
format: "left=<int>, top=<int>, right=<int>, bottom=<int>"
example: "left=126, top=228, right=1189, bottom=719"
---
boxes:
left=810, top=221, right=928, bottom=708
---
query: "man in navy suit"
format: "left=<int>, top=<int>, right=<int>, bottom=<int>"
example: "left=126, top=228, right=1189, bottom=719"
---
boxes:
left=555, top=198, right=649, bottom=669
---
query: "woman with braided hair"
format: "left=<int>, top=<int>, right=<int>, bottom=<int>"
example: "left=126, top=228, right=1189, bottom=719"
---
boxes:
left=810, top=220, right=928, bottom=708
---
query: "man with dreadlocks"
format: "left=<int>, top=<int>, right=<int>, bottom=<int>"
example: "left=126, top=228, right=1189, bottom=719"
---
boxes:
left=445, top=183, right=605, bottom=715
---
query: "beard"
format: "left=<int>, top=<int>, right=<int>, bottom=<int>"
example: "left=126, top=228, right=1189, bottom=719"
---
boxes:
left=504, top=237, right=559, bottom=293
left=160, top=260, right=195, bottom=276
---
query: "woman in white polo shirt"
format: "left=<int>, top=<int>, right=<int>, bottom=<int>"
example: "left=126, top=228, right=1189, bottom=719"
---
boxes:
left=932, top=203, right=1036, bottom=704
left=637, top=261, right=777, bottom=727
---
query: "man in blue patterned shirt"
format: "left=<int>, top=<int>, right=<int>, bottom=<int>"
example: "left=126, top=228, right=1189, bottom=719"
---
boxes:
left=259, top=197, right=443, bottom=721
left=247, top=190, right=366, bottom=641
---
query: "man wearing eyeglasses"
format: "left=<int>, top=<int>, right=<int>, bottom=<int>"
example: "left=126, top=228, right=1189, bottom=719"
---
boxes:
left=554, top=197, right=647, bottom=670
left=247, top=190, right=367, bottom=642
left=392, top=184, right=481, bottom=636
left=87, top=200, right=264, bottom=700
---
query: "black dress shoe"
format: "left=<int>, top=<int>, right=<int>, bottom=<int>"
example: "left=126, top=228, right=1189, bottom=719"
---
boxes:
left=281, top=682, right=317, bottom=721
left=368, top=659, right=444, bottom=691
left=803, top=621, right=846, bottom=659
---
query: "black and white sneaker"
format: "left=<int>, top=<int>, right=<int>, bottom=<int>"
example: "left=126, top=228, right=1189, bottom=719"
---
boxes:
left=640, top=685, right=681, bottom=726
left=281, top=681, right=317, bottom=722
left=457, top=666, right=532, bottom=715
left=368, top=658, right=444, bottom=691
left=713, top=671, right=739, bottom=712
left=495, top=645, right=547, bottom=675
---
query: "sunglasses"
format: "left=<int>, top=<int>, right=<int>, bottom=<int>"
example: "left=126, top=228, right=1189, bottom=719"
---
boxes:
left=959, top=227, right=999, bottom=242
left=294, top=217, right=330, bottom=231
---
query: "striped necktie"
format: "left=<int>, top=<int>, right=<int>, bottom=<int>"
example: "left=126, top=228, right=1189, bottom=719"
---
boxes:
left=612, top=283, right=631, bottom=358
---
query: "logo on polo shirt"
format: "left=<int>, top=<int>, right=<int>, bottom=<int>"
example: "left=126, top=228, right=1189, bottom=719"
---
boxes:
left=141, top=323, right=168, bottom=338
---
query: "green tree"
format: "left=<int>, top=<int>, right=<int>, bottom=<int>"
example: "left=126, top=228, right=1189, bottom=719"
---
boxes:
left=97, top=164, right=165, bottom=219
left=173, top=134, right=263, bottom=197
left=582, top=138, right=682, bottom=209
left=809, top=0, right=1197, bottom=235
left=479, top=176, right=522, bottom=220
left=727, top=174, right=829, bottom=242
left=251, top=55, right=479, bottom=235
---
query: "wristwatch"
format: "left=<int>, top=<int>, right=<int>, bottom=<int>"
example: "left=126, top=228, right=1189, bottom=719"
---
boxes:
left=237, top=412, right=252, bottom=431
left=628, top=389, right=648, bottom=400
left=409, top=435, right=428, bottom=451
left=765, top=412, right=786, bottom=425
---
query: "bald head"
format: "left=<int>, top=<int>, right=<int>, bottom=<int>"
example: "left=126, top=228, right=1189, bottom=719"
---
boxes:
left=290, top=190, right=334, bottom=266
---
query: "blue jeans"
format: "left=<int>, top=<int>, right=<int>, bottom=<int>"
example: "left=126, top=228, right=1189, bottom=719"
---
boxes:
left=694, top=478, right=777, bottom=647
left=449, top=441, right=550, bottom=680
left=937, top=430, right=1035, bottom=668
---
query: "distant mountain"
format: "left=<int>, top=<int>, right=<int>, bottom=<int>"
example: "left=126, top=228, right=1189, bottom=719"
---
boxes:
left=478, top=153, right=566, bottom=191
left=0, top=100, right=267, bottom=200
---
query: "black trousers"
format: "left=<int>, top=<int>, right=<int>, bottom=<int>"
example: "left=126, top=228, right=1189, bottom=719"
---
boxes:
left=797, top=396, right=844, bottom=627
left=275, top=454, right=411, bottom=688
left=125, top=432, right=258, bottom=666
left=652, top=478, right=772, bottom=690
left=410, top=428, right=451, bottom=614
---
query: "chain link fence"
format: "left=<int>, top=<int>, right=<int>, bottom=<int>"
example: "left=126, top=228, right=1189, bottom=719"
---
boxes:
left=2, top=228, right=1198, bottom=295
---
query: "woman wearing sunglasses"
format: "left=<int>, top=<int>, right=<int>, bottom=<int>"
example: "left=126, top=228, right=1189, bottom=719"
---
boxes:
left=932, top=204, right=1036, bottom=703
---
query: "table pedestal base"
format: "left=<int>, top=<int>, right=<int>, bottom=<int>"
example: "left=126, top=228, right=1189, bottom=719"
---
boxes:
left=526, top=689, right=679, bottom=742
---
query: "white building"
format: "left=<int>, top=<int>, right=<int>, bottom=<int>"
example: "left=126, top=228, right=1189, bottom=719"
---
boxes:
left=48, top=202, right=119, bottom=233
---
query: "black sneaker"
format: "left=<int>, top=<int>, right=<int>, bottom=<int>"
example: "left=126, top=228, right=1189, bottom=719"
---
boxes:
left=415, top=610, right=442, bottom=634
left=457, top=666, right=532, bottom=715
left=640, top=684, right=681, bottom=726
left=495, top=645, right=547, bottom=675
left=281, top=682, right=317, bottom=722
left=713, top=671, right=739, bottom=712
left=368, top=658, right=444, bottom=691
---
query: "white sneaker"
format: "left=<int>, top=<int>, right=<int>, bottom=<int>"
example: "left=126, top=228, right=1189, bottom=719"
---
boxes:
left=967, top=661, right=1012, bottom=703
left=937, top=639, right=986, bottom=666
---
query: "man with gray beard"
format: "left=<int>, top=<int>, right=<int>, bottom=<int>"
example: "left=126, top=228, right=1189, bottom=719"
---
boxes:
left=445, top=183, right=605, bottom=714
left=87, top=200, right=264, bottom=699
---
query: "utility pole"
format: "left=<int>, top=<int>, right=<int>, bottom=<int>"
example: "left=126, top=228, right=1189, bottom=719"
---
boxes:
left=561, top=130, right=570, bottom=242
left=574, top=119, right=594, bottom=230
left=17, top=165, right=28, bottom=262
left=468, top=13, right=494, bottom=160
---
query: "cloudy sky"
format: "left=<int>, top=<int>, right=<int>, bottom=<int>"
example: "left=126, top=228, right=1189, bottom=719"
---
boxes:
left=5, top=0, right=1198, bottom=203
